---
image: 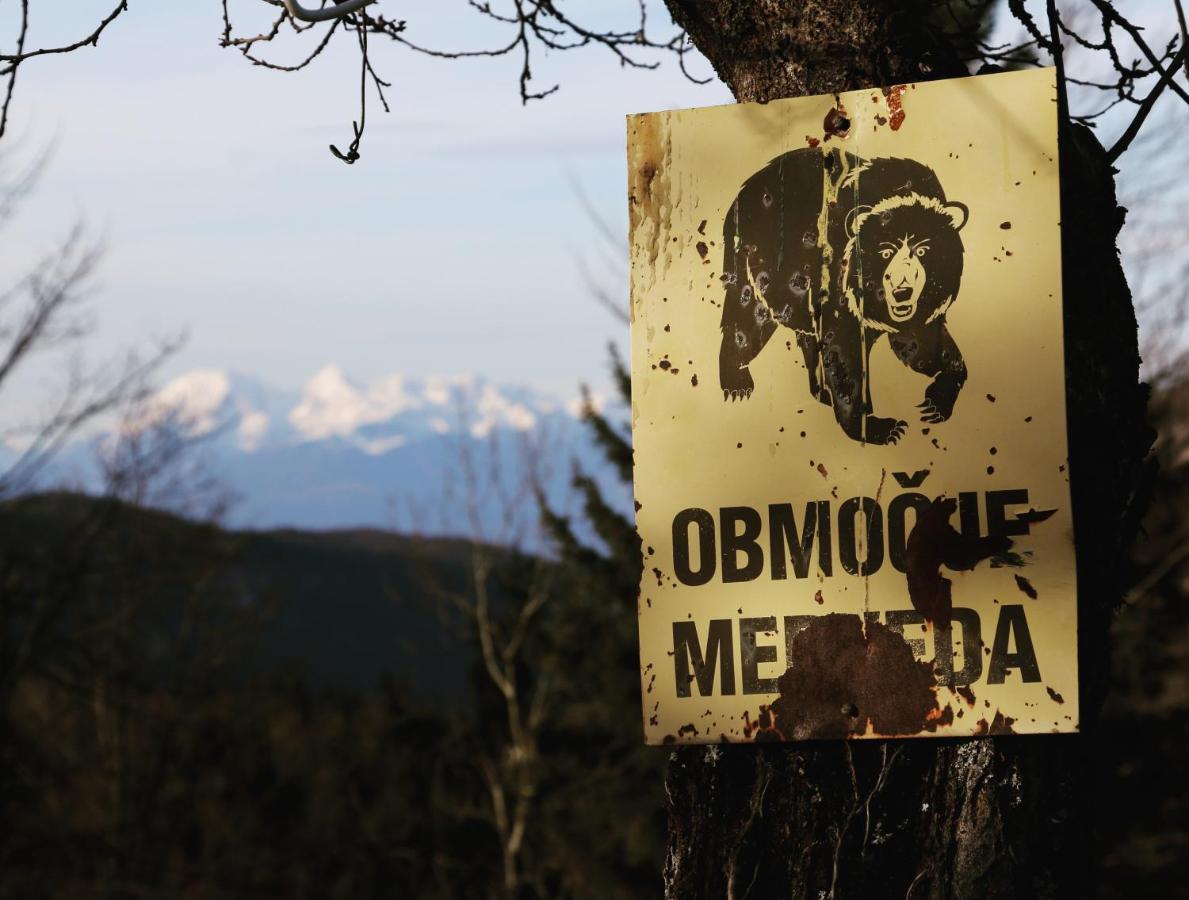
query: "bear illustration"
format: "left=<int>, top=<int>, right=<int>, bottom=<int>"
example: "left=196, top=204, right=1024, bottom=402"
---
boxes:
left=717, top=148, right=969, bottom=445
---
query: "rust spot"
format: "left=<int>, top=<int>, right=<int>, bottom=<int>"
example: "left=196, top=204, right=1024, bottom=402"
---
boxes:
left=659, top=359, right=671, bottom=370
left=1014, top=574, right=1038, bottom=599
left=805, top=135, right=820, bottom=148
left=974, top=711, right=1016, bottom=735
left=764, top=614, right=939, bottom=740
left=691, top=373, right=698, bottom=387
left=986, top=393, right=996, bottom=402
left=817, top=463, right=828, bottom=478
left=924, top=704, right=954, bottom=731
left=904, top=497, right=1011, bottom=629
left=823, top=103, right=850, bottom=139
left=814, top=590, right=825, bottom=605
left=697, top=219, right=707, bottom=235
left=696, top=241, right=709, bottom=259
left=677, top=723, right=699, bottom=738
left=741, top=709, right=759, bottom=739
left=1000, top=221, right=1012, bottom=229
left=1046, top=686, right=1065, bottom=704
left=956, top=685, right=976, bottom=706
left=882, top=85, right=907, bottom=130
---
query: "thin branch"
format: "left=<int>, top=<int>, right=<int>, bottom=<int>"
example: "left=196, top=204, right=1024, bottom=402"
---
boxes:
left=1108, top=47, right=1187, bottom=162
left=0, top=0, right=127, bottom=71
left=1087, top=0, right=1189, bottom=106
left=0, top=0, right=29, bottom=143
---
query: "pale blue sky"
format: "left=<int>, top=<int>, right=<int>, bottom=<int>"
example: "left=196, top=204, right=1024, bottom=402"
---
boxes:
left=3, top=1, right=729, bottom=402
left=2, top=0, right=1182, bottom=417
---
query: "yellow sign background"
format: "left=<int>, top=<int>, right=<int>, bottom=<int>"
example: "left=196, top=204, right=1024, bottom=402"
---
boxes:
left=628, top=68, right=1077, bottom=744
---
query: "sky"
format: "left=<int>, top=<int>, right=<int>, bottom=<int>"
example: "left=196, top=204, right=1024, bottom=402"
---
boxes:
left=1, top=1, right=730, bottom=408
left=1, top=0, right=1184, bottom=423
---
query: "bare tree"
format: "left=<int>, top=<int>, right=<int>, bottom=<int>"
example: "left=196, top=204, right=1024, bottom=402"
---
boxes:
left=0, top=158, right=178, bottom=716
left=405, top=391, right=565, bottom=895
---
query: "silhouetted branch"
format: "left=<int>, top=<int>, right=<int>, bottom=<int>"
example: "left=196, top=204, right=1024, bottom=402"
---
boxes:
left=215, top=0, right=706, bottom=163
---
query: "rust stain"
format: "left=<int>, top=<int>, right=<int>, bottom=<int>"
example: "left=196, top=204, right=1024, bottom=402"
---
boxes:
left=627, top=112, right=672, bottom=301
left=762, top=614, right=939, bottom=740
left=1046, top=686, right=1065, bottom=704
left=974, top=711, right=1017, bottom=735
left=904, top=497, right=1011, bottom=629
left=823, top=102, right=851, bottom=140
left=923, top=704, right=954, bottom=731
left=882, top=85, right=907, bottom=130
left=741, top=709, right=760, bottom=740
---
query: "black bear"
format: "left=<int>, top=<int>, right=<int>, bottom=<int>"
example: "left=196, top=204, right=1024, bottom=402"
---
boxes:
left=718, top=148, right=969, bottom=445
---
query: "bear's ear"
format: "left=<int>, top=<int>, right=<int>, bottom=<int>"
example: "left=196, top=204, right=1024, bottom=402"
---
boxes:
left=942, top=201, right=969, bottom=232
left=845, top=204, right=872, bottom=239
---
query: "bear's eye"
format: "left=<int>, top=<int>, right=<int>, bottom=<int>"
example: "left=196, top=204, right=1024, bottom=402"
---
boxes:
left=879, top=248, right=894, bottom=259
left=914, top=245, right=929, bottom=257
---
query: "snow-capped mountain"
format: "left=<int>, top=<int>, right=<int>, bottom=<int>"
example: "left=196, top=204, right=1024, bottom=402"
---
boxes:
left=68, top=365, right=625, bottom=540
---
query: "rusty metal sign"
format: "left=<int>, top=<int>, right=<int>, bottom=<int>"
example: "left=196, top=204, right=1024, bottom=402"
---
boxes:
left=628, top=68, right=1076, bottom=743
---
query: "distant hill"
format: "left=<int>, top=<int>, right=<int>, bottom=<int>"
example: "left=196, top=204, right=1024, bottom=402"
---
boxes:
left=0, top=492, right=511, bottom=703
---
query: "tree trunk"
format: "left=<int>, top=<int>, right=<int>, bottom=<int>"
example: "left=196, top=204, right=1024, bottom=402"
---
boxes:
left=659, top=1, right=1153, bottom=896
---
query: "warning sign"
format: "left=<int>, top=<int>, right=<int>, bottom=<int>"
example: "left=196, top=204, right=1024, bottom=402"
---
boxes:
left=628, top=68, right=1077, bottom=743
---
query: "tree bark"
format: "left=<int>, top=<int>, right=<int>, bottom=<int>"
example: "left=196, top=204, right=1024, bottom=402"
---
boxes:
left=659, top=1, right=1153, bottom=896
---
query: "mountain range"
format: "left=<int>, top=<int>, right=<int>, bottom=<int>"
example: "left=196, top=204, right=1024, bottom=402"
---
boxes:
left=33, top=365, right=627, bottom=541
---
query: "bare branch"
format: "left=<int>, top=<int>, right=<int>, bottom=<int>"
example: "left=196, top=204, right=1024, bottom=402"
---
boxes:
left=217, top=0, right=708, bottom=162
left=1108, top=47, right=1187, bottom=162
left=0, top=0, right=127, bottom=70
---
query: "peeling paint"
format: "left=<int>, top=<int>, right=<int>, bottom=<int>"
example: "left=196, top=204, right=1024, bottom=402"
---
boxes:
left=765, top=614, right=939, bottom=740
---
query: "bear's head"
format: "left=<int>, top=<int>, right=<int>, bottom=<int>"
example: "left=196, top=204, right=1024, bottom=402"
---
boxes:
left=842, top=194, right=968, bottom=331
